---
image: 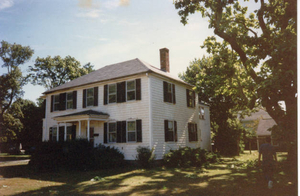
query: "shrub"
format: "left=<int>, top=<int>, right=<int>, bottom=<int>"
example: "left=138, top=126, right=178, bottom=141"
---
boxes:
left=29, top=140, right=125, bottom=171
left=163, top=147, right=219, bottom=168
left=136, top=146, right=155, bottom=168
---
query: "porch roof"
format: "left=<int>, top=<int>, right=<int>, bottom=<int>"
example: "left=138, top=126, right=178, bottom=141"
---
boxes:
left=53, top=109, right=109, bottom=122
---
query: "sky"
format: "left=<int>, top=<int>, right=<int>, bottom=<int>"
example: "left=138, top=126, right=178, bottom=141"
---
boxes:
left=0, top=0, right=258, bottom=103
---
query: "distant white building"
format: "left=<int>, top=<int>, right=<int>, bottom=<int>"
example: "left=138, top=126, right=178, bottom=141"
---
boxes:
left=41, top=48, right=211, bottom=160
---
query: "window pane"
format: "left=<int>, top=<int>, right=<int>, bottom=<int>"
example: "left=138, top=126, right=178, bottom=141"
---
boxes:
left=128, top=121, right=135, bottom=131
left=109, top=133, right=116, bottom=142
left=54, top=95, right=60, bottom=102
left=127, top=91, right=135, bottom=101
left=67, top=92, right=73, bottom=100
left=109, top=84, right=116, bottom=93
left=127, top=81, right=135, bottom=90
left=167, top=83, right=172, bottom=93
left=128, top=132, right=136, bottom=142
left=109, top=123, right=116, bottom=132
left=87, top=97, right=94, bottom=106
left=87, top=88, right=94, bottom=97
left=109, top=95, right=116, bottom=103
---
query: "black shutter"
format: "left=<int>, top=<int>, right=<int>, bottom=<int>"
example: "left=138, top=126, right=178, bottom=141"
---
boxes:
left=59, top=126, right=64, bottom=141
left=163, top=81, right=168, bottom=102
left=136, top=119, right=142, bottom=142
left=83, top=89, right=87, bottom=108
left=117, top=121, right=122, bottom=143
left=94, top=87, right=98, bottom=106
left=172, top=84, right=176, bottom=104
left=174, top=121, right=177, bottom=142
left=73, top=91, right=77, bottom=109
left=104, top=85, right=108, bottom=105
left=136, top=79, right=141, bottom=100
left=59, top=93, right=66, bottom=111
left=51, top=95, right=54, bottom=112
left=164, top=120, right=169, bottom=142
left=49, top=127, right=53, bottom=141
left=188, top=123, right=192, bottom=142
left=104, top=123, right=107, bottom=143
left=122, top=121, right=126, bottom=143
left=186, top=89, right=190, bottom=107
left=117, top=82, right=126, bottom=103
left=72, top=125, right=76, bottom=140
left=193, top=91, right=196, bottom=108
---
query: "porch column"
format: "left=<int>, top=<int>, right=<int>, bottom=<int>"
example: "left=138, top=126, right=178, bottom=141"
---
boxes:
left=87, top=120, right=90, bottom=141
left=64, top=123, right=67, bottom=141
left=78, top=120, right=81, bottom=138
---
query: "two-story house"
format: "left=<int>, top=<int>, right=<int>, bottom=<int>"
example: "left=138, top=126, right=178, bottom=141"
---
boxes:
left=42, top=48, right=211, bottom=160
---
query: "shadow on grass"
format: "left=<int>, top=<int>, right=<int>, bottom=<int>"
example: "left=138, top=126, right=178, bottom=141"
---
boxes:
left=1, top=152, right=297, bottom=196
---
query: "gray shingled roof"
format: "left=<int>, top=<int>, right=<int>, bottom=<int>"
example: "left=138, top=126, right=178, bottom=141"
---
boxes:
left=55, top=110, right=109, bottom=118
left=44, top=58, right=192, bottom=94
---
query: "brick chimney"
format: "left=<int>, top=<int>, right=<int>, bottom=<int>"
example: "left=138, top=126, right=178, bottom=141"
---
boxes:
left=160, top=48, right=169, bottom=72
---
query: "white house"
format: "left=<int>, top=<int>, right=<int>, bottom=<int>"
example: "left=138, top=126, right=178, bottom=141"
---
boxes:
left=42, top=48, right=211, bottom=160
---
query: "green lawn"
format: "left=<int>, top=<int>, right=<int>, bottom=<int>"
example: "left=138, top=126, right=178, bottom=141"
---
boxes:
left=0, top=151, right=297, bottom=195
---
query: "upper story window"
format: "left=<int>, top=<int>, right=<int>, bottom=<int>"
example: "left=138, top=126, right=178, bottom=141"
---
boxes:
left=164, top=120, right=177, bottom=142
left=126, top=80, right=136, bottom=101
left=66, top=92, right=73, bottom=109
left=53, top=95, right=60, bottom=111
left=199, top=106, right=205, bottom=119
left=186, top=89, right=195, bottom=108
left=108, top=84, right=117, bottom=103
left=163, top=81, right=176, bottom=104
left=86, top=88, right=94, bottom=107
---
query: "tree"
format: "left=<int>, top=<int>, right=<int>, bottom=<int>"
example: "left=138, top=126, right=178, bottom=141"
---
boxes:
left=28, top=55, right=94, bottom=89
left=0, top=41, right=34, bottom=140
left=180, top=56, right=250, bottom=155
left=174, top=0, right=297, bottom=160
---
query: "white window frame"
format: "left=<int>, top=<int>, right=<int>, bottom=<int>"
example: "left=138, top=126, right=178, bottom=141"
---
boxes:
left=166, top=82, right=174, bottom=103
left=52, top=126, right=58, bottom=141
left=108, top=122, right=117, bottom=143
left=108, top=84, right=117, bottom=104
left=126, top=80, right=136, bottom=101
left=127, top=120, right=136, bottom=142
left=199, top=106, right=205, bottom=120
left=189, top=123, right=198, bottom=142
left=53, top=94, right=60, bottom=111
left=188, top=90, right=195, bottom=108
left=66, top=92, right=73, bottom=110
left=86, top=88, right=94, bottom=107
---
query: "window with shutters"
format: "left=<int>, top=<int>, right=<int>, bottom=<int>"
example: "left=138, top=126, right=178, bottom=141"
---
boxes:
left=86, top=88, right=94, bottom=107
left=199, top=106, right=205, bottom=119
left=53, top=95, right=60, bottom=111
left=126, top=80, right=136, bottom=101
left=108, top=84, right=117, bottom=103
left=66, top=92, right=73, bottom=109
left=187, top=89, right=195, bottom=108
left=163, top=81, right=176, bottom=104
left=165, top=120, right=177, bottom=142
left=108, top=122, right=117, bottom=143
left=188, top=123, right=198, bottom=142
left=127, top=121, right=136, bottom=142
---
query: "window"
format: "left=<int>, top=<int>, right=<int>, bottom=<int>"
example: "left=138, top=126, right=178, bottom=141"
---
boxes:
left=188, top=123, right=198, bottom=142
left=52, top=126, right=58, bottom=141
left=66, top=126, right=73, bottom=141
left=53, top=95, right=60, bottom=111
left=108, top=122, right=117, bottom=143
left=164, top=120, right=177, bottom=142
left=127, top=121, right=136, bottom=142
left=199, top=106, right=205, bottom=119
left=127, top=80, right=136, bottom=101
left=187, top=89, right=195, bottom=108
left=108, top=84, right=117, bottom=103
left=86, top=88, right=94, bottom=107
left=163, top=81, right=176, bottom=104
left=66, top=92, right=73, bottom=109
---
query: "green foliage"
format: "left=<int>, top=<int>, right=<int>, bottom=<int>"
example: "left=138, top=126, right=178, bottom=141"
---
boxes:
left=29, top=140, right=125, bottom=171
left=163, top=147, right=219, bottom=168
left=136, top=146, right=156, bottom=168
left=28, top=55, right=94, bottom=89
left=0, top=40, right=34, bottom=142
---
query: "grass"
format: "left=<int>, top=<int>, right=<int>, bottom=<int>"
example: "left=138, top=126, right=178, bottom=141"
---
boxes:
left=0, top=151, right=297, bottom=196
